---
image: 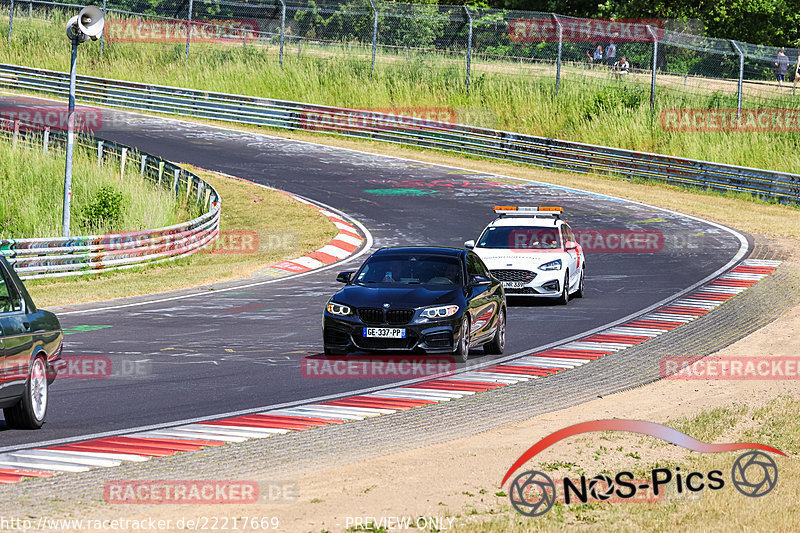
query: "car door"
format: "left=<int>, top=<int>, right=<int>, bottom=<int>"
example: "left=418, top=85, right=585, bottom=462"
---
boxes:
left=465, top=252, right=500, bottom=343
left=562, top=224, right=581, bottom=290
left=0, top=261, right=32, bottom=402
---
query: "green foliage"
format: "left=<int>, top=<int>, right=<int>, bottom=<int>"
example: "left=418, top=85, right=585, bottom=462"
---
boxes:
left=80, top=185, right=126, bottom=230
left=584, top=84, right=646, bottom=120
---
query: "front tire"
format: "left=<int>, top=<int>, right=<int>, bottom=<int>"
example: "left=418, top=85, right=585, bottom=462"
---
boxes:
left=4, top=355, right=48, bottom=430
left=574, top=268, right=585, bottom=298
left=557, top=271, right=570, bottom=305
left=453, top=316, right=470, bottom=363
left=484, top=308, right=506, bottom=355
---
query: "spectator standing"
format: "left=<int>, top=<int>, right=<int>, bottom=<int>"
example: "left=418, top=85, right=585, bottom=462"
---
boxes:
left=605, top=42, right=617, bottom=66
left=775, top=49, right=790, bottom=85
left=586, top=44, right=603, bottom=66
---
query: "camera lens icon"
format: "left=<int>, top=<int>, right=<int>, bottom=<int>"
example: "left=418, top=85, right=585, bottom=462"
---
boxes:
left=509, top=470, right=556, bottom=517
left=731, top=451, right=778, bottom=498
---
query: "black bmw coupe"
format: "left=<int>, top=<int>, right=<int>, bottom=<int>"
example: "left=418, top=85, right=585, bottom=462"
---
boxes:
left=322, top=246, right=506, bottom=362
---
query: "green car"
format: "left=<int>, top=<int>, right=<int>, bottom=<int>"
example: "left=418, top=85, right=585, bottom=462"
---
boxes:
left=0, top=256, right=64, bottom=429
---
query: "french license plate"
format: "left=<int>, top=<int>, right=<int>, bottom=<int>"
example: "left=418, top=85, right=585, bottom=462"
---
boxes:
left=363, top=327, right=406, bottom=339
left=502, top=281, right=526, bottom=289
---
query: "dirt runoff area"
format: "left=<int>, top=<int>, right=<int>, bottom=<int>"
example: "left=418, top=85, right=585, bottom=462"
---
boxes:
left=51, top=238, right=797, bottom=533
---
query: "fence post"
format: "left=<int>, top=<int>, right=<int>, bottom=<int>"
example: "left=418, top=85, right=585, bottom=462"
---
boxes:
left=97, top=140, right=104, bottom=167
left=368, top=0, right=377, bottom=74
left=552, top=13, right=563, bottom=95
left=8, top=0, right=14, bottom=44
left=185, top=0, right=194, bottom=61
left=99, top=0, right=106, bottom=57
left=12, top=119, right=18, bottom=147
left=464, top=6, right=473, bottom=89
left=120, top=147, right=127, bottom=179
left=730, top=40, right=744, bottom=118
left=297, top=38, right=302, bottom=58
left=278, top=0, right=286, bottom=69
left=28, top=0, right=31, bottom=20
left=140, top=154, right=147, bottom=176
left=43, top=127, right=49, bottom=154
left=646, top=25, right=658, bottom=111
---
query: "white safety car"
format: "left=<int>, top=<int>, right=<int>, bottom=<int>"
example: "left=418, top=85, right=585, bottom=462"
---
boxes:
left=465, top=206, right=585, bottom=304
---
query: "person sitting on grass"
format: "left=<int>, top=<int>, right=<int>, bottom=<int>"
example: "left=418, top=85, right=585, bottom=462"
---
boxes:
left=612, top=57, right=630, bottom=77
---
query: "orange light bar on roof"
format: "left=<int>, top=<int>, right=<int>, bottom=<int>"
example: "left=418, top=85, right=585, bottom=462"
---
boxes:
left=493, top=206, right=564, bottom=214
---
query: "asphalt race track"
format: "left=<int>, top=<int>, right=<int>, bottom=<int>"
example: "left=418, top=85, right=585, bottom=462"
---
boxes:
left=0, top=98, right=746, bottom=450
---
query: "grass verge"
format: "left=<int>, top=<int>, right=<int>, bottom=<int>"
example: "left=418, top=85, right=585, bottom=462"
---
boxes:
left=2, top=15, right=800, bottom=175
left=453, top=397, right=799, bottom=532
left=0, top=138, right=185, bottom=238
left=25, top=168, right=338, bottom=308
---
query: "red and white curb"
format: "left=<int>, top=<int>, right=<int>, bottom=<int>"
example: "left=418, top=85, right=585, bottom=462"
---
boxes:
left=0, top=259, right=781, bottom=484
left=267, top=198, right=365, bottom=274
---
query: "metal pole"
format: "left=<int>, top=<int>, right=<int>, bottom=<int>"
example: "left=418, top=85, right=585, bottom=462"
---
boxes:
left=28, top=0, right=31, bottom=20
left=62, top=37, right=78, bottom=238
left=279, top=0, right=286, bottom=68
left=99, top=0, right=106, bottom=57
left=185, top=0, right=193, bottom=61
left=8, top=0, right=14, bottom=44
left=647, top=25, right=658, bottom=111
left=730, top=40, right=744, bottom=118
left=553, top=14, right=562, bottom=95
left=464, top=6, right=472, bottom=88
left=368, top=0, right=377, bottom=74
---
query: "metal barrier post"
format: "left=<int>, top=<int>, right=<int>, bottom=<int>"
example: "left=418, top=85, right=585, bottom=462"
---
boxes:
left=12, top=118, right=18, bottom=147
left=731, top=40, right=744, bottom=118
left=96, top=140, right=104, bottom=167
left=8, top=0, right=14, bottom=44
left=368, top=0, right=377, bottom=74
left=464, top=6, right=473, bottom=89
left=99, top=0, right=106, bottom=57
left=553, top=14, right=562, bottom=95
left=185, top=0, right=194, bottom=61
left=43, top=127, right=49, bottom=154
left=120, top=147, right=127, bottom=178
left=279, top=0, right=286, bottom=68
left=140, top=154, right=147, bottom=175
left=647, top=25, right=658, bottom=111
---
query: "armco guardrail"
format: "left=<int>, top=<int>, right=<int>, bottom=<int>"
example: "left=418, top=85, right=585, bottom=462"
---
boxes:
left=0, top=62, right=797, bottom=204
left=0, top=114, right=221, bottom=279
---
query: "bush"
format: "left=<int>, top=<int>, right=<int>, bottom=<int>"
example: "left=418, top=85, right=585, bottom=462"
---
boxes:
left=81, top=185, right=126, bottom=230
left=584, top=85, right=646, bottom=120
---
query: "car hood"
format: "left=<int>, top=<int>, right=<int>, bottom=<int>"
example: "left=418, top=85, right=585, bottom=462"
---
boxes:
left=333, top=285, right=463, bottom=309
left=474, top=249, right=566, bottom=270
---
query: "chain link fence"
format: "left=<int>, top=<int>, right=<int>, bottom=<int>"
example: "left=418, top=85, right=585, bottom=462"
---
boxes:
left=3, top=0, right=800, bottom=113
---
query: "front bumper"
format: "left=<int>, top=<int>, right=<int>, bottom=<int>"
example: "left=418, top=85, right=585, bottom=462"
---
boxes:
left=323, top=313, right=461, bottom=354
left=493, top=269, right=564, bottom=297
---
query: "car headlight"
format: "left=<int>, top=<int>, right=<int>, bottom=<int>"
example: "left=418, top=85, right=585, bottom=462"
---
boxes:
left=539, top=259, right=562, bottom=271
left=420, top=305, right=459, bottom=319
left=326, top=302, right=352, bottom=316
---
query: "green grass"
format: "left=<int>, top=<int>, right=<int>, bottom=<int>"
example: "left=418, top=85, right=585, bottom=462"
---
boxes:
left=0, top=138, right=187, bottom=239
left=2, top=14, right=799, bottom=176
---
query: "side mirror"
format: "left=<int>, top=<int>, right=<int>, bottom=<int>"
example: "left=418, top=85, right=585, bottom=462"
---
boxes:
left=565, top=241, right=578, bottom=250
left=336, top=271, right=354, bottom=284
left=464, top=240, right=475, bottom=250
left=470, top=274, right=491, bottom=286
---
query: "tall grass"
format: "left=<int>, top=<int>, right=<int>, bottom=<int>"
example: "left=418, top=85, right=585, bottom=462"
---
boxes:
left=0, top=140, right=188, bottom=239
left=2, top=14, right=799, bottom=174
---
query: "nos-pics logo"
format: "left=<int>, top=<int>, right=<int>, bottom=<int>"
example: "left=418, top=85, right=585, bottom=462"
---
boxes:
left=501, top=420, right=783, bottom=517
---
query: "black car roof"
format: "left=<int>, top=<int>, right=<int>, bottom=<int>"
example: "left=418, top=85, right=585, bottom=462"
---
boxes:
left=372, top=246, right=466, bottom=258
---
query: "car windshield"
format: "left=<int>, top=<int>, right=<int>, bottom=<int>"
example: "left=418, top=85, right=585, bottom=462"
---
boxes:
left=477, top=226, right=561, bottom=250
left=354, top=254, right=463, bottom=286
